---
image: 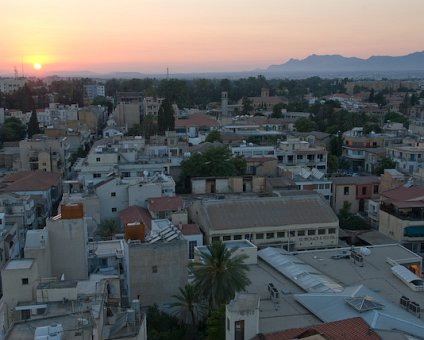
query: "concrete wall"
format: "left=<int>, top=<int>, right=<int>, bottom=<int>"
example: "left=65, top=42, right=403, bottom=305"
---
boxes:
left=96, top=179, right=129, bottom=220
left=47, top=217, right=88, bottom=280
left=128, top=182, right=162, bottom=208
left=36, top=286, right=78, bottom=303
left=1, top=260, right=38, bottom=309
left=332, top=184, right=357, bottom=214
left=191, top=179, right=207, bottom=194
left=378, top=210, right=424, bottom=244
left=125, top=240, right=188, bottom=306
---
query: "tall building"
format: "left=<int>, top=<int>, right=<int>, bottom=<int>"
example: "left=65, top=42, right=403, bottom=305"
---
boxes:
left=114, top=92, right=143, bottom=128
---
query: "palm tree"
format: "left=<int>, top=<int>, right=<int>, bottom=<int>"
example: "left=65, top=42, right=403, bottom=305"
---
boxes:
left=170, top=283, right=205, bottom=326
left=97, top=219, right=120, bottom=240
left=190, top=241, right=251, bottom=310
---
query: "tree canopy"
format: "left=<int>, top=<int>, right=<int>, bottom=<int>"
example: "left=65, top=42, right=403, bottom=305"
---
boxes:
left=179, top=147, right=246, bottom=193
left=157, top=98, right=175, bottom=135
left=189, top=241, right=250, bottom=310
left=27, top=109, right=41, bottom=138
left=0, top=117, right=26, bottom=142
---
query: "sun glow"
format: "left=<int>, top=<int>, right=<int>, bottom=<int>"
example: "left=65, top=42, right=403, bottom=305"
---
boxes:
left=33, top=63, right=42, bottom=70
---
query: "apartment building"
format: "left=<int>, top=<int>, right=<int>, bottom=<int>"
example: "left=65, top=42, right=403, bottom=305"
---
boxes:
left=0, top=193, right=37, bottom=229
left=379, top=186, right=424, bottom=256
left=331, top=176, right=380, bottom=215
left=0, top=78, right=27, bottom=94
left=276, top=137, right=328, bottom=173
left=84, top=84, right=105, bottom=101
left=143, top=96, right=165, bottom=117
left=114, top=92, right=143, bottom=128
left=19, top=135, right=71, bottom=175
left=387, top=143, right=424, bottom=175
left=342, top=127, right=384, bottom=171
left=75, top=137, right=171, bottom=187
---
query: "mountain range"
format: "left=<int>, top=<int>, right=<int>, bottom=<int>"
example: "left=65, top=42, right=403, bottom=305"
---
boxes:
left=267, top=51, right=424, bottom=73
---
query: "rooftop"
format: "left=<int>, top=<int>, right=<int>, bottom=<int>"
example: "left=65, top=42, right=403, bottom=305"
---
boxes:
left=381, top=185, right=424, bottom=202
left=198, top=193, right=338, bottom=231
left=180, top=223, right=201, bottom=236
left=119, top=205, right=152, bottom=230
left=175, top=113, right=219, bottom=128
left=0, top=171, right=61, bottom=192
left=256, top=317, right=380, bottom=340
left=147, top=196, right=183, bottom=213
left=5, top=259, right=34, bottom=270
left=331, top=176, right=380, bottom=185
left=227, top=293, right=259, bottom=313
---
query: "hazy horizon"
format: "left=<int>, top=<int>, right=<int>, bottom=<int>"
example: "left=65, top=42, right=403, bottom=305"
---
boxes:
left=1, top=0, right=423, bottom=77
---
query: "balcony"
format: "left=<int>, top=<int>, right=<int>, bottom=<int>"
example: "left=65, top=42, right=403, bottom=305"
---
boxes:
left=380, top=203, right=424, bottom=221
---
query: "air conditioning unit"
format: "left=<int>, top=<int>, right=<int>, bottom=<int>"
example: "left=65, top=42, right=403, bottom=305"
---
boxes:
left=409, top=301, right=421, bottom=315
left=400, top=296, right=410, bottom=309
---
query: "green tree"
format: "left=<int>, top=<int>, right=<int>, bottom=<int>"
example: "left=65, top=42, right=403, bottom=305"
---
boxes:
left=374, top=156, right=396, bottom=175
left=171, top=283, right=206, bottom=327
left=157, top=98, right=175, bottom=135
left=0, top=117, right=26, bottom=142
left=294, top=117, right=318, bottom=132
left=92, top=96, right=113, bottom=113
left=206, top=305, right=225, bottom=340
left=205, top=130, right=222, bottom=143
left=147, top=305, right=185, bottom=340
left=271, top=103, right=285, bottom=118
left=27, top=109, right=41, bottom=138
left=241, top=96, right=253, bottom=115
left=97, top=219, right=120, bottom=240
left=179, top=147, right=246, bottom=193
left=190, top=241, right=250, bottom=310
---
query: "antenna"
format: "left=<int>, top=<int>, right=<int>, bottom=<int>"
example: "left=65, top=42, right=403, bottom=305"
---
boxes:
left=166, top=67, right=169, bottom=79
left=21, top=56, right=24, bottom=78
left=14, top=66, right=18, bottom=79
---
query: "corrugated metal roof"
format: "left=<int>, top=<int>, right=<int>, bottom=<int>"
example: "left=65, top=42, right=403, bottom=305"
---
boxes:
left=258, top=247, right=343, bottom=293
left=391, top=265, right=424, bottom=285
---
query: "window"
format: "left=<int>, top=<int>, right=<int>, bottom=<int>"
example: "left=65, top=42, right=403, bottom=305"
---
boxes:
left=328, top=228, right=336, bottom=234
left=373, top=185, right=379, bottom=194
left=298, top=230, right=305, bottom=236
left=188, top=240, right=197, bottom=259
left=318, top=229, right=326, bottom=235
left=121, top=171, right=130, bottom=177
left=277, top=232, right=285, bottom=238
left=22, top=278, right=29, bottom=285
left=227, top=317, right=230, bottom=331
left=233, top=235, right=242, bottom=240
left=266, top=232, right=274, bottom=239
left=152, top=265, right=157, bottom=273
left=212, top=236, right=220, bottom=242
left=290, top=230, right=296, bottom=237
left=308, top=229, right=316, bottom=236
left=111, top=192, right=116, bottom=197
left=344, top=186, right=349, bottom=195
left=223, top=235, right=231, bottom=241
left=256, top=233, right=264, bottom=240
left=111, top=207, right=117, bottom=212
left=96, top=157, right=101, bottom=162
left=93, top=173, right=101, bottom=178
left=362, top=187, right=367, bottom=195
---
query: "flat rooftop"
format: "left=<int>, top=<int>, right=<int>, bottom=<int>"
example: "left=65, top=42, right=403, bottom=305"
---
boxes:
left=245, top=243, right=424, bottom=336
left=5, top=259, right=34, bottom=270
left=293, top=244, right=423, bottom=305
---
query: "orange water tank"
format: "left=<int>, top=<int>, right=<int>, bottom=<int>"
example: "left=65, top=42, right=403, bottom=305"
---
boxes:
left=124, top=221, right=145, bottom=241
left=60, top=203, right=84, bottom=219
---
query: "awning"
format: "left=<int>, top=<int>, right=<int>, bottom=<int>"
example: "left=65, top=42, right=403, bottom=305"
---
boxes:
left=404, top=226, right=424, bottom=237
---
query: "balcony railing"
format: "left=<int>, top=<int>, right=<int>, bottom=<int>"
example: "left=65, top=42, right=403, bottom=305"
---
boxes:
left=380, top=203, right=424, bottom=221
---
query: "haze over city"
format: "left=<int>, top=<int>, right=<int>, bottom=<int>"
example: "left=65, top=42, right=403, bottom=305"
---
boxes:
left=1, top=0, right=424, bottom=76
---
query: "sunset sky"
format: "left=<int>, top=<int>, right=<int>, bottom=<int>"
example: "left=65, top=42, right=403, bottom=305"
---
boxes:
left=1, top=0, right=423, bottom=76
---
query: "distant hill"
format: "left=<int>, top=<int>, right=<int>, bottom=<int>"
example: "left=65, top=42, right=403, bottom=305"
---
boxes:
left=267, top=51, right=424, bottom=73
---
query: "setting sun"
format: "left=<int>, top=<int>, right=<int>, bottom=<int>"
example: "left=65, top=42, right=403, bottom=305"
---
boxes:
left=33, top=63, right=42, bottom=70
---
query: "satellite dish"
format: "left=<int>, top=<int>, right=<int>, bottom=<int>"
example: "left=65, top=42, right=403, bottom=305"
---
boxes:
left=359, top=247, right=371, bottom=256
left=143, top=170, right=149, bottom=177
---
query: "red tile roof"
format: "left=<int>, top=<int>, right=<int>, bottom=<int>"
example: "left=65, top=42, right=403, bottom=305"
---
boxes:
left=1, top=171, right=62, bottom=192
left=180, top=223, right=201, bottom=236
left=118, top=206, right=152, bottom=231
left=175, top=113, right=219, bottom=128
left=255, top=317, right=380, bottom=340
left=381, top=185, right=424, bottom=202
left=147, top=196, right=183, bottom=213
